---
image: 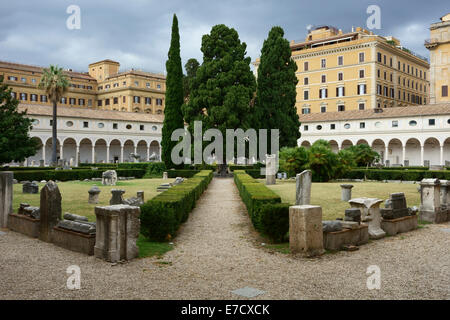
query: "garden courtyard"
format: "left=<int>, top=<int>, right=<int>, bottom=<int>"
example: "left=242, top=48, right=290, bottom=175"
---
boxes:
left=1, top=177, right=449, bottom=299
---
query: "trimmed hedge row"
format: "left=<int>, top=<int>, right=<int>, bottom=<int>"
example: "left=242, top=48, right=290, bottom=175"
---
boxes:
left=140, top=170, right=213, bottom=241
left=234, top=170, right=289, bottom=242
left=346, top=169, right=450, bottom=181
left=167, top=170, right=201, bottom=178
left=367, top=166, right=430, bottom=171
left=11, top=168, right=145, bottom=182
left=79, top=163, right=118, bottom=168
left=228, top=164, right=263, bottom=171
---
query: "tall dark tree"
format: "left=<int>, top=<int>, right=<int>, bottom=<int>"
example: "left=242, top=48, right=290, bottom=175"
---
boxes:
left=39, top=65, right=69, bottom=165
left=183, top=58, right=199, bottom=101
left=255, top=26, right=300, bottom=148
left=162, top=14, right=185, bottom=168
left=182, top=24, right=256, bottom=172
left=0, top=76, right=38, bottom=165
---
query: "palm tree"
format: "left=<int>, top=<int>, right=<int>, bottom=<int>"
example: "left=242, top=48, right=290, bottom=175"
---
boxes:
left=39, top=65, right=69, bottom=166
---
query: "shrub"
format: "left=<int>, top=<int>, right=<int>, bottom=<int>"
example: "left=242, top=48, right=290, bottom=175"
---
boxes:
left=79, top=163, right=118, bottom=168
left=234, top=170, right=288, bottom=242
left=140, top=170, right=213, bottom=241
left=167, top=169, right=200, bottom=178
left=344, top=169, right=450, bottom=181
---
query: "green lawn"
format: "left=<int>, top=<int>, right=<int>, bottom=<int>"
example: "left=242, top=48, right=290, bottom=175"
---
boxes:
left=263, top=180, right=421, bottom=221
left=13, top=178, right=174, bottom=258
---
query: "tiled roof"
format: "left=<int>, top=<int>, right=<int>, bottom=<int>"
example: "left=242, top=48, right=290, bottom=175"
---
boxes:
left=106, top=69, right=166, bottom=81
left=299, top=104, right=450, bottom=123
left=0, top=61, right=96, bottom=81
left=18, top=103, right=164, bottom=123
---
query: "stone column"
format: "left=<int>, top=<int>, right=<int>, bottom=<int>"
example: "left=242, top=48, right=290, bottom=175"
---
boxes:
left=42, top=144, right=46, bottom=165
left=106, top=146, right=110, bottom=164
left=134, top=146, right=138, bottom=163
left=88, top=186, right=101, bottom=204
left=419, top=178, right=442, bottom=223
left=91, top=145, right=95, bottom=163
left=420, top=145, right=424, bottom=166
left=295, top=170, right=312, bottom=205
left=385, top=146, right=389, bottom=165
left=402, top=146, right=406, bottom=165
left=440, top=145, right=444, bottom=166
left=94, top=204, right=140, bottom=263
left=110, top=189, right=125, bottom=205
left=0, top=172, right=13, bottom=228
left=76, top=145, right=80, bottom=167
left=340, top=184, right=354, bottom=201
left=60, top=144, right=64, bottom=161
left=265, top=154, right=276, bottom=185
left=39, top=181, right=62, bottom=242
left=147, top=146, right=150, bottom=161
left=289, top=205, right=324, bottom=257
left=120, top=146, right=124, bottom=163
left=163, top=172, right=168, bottom=180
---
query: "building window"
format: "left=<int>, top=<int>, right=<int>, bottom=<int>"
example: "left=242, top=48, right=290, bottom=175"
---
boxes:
left=11, top=92, right=16, bottom=99
left=321, top=75, right=326, bottom=83
left=330, top=124, right=335, bottom=130
left=303, top=91, right=309, bottom=100
left=98, top=100, right=102, bottom=107
left=123, top=96, right=126, bottom=103
left=50, top=120, right=53, bottom=126
left=344, top=123, right=350, bottom=129
left=113, top=123, right=118, bottom=130
left=336, top=86, right=345, bottom=97
left=321, top=59, right=326, bottom=68
left=359, top=103, right=365, bottom=110
left=19, top=93, right=27, bottom=101
left=157, top=84, right=162, bottom=90
left=98, top=123, right=104, bottom=128
left=8, top=76, right=18, bottom=81
left=134, top=81, right=139, bottom=86
left=319, top=88, right=328, bottom=99
left=302, top=108, right=311, bottom=114
left=105, top=98, right=110, bottom=106
left=320, top=106, right=326, bottom=113
left=134, top=96, right=140, bottom=103
left=316, top=125, right=322, bottom=130
left=359, top=52, right=365, bottom=63
left=83, top=121, right=89, bottom=128
left=360, top=122, right=365, bottom=129
left=140, top=125, right=144, bottom=131
left=304, top=77, right=308, bottom=85
left=359, top=70, right=364, bottom=78
left=358, top=84, right=366, bottom=95
left=390, top=88, right=395, bottom=98
left=384, top=71, right=386, bottom=80
left=442, top=85, right=449, bottom=97
left=146, top=82, right=151, bottom=88
left=21, top=77, right=26, bottom=83
left=377, top=52, right=382, bottom=62
left=409, top=120, right=417, bottom=126
left=145, top=97, right=151, bottom=105
left=338, top=56, right=343, bottom=66
left=377, top=69, right=380, bottom=78
left=156, top=98, right=163, bottom=106
left=429, top=119, right=435, bottom=126
left=304, top=61, right=309, bottom=71
left=30, top=94, right=37, bottom=102
left=338, top=72, right=343, bottom=81
left=338, top=105, right=345, bottom=112
left=303, top=125, right=308, bottom=131
left=392, top=120, right=398, bottom=128
left=126, top=124, right=132, bottom=130
left=389, top=57, right=393, bottom=67
left=79, top=99, right=85, bottom=106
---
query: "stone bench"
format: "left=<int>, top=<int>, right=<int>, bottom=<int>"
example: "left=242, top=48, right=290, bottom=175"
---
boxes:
left=381, top=215, right=418, bottom=236
left=51, top=226, right=96, bottom=256
left=7, top=213, right=40, bottom=238
left=323, top=224, right=369, bottom=251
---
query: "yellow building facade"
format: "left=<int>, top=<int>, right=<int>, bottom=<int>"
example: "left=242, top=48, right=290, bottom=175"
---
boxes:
left=0, top=59, right=166, bottom=114
left=425, top=13, right=450, bottom=104
left=255, top=26, right=430, bottom=115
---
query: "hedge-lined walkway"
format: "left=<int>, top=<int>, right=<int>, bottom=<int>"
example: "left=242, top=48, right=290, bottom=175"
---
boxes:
left=0, top=178, right=449, bottom=299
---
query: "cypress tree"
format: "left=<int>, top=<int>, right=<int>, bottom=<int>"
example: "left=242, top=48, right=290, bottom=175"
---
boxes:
left=255, top=26, right=300, bottom=148
left=161, top=14, right=185, bottom=168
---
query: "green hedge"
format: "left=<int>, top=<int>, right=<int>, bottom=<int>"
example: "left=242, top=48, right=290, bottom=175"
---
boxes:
left=228, top=164, right=263, bottom=171
left=366, top=166, right=429, bottom=171
left=140, top=170, right=213, bottom=241
left=244, top=169, right=265, bottom=179
left=118, top=162, right=166, bottom=178
left=79, top=163, right=118, bottom=168
left=11, top=168, right=145, bottom=182
left=1, top=166, right=59, bottom=171
left=233, top=170, right=288, bottom=242
left=345, top=169, right=450, bottom=181
left=167, top=170, right=200, bottom=178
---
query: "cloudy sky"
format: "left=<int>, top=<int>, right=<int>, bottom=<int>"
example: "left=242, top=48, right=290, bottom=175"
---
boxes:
left=0, top=0, right=448, bottom=74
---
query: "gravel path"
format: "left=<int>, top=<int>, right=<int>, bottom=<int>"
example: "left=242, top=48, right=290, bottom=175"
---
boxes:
left=1, top=177, right=449, bottom=299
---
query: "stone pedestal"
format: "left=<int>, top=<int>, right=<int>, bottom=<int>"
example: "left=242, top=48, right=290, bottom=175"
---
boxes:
left=265, top=154, right=276, bottom=185
left=137, top=191, right=144, bottom=203
left=94, top=204, right=140, bottom=263
left=419, top=178, right=445, bottom=223
left=340, top=184, right=354, bottom=201
left=439, top=180, right=450, bottom=221
left=8, top=213, right=40, bottom=238
left=323, top=224, right=369, bottom=251
left=52, top=227, right=96, bottom=255
left=23, top=181, right=39, bottom=194
left=88, top=186, right=101, bottom=204
left=295, top=170, right=312, bottom=205
left=381, top=215, right=418, bottom=236
left=349, top=198, right=385, bottom=239
left=0, top=172, right=13, bottom=228
left=39, top=181, right=62, bottom=242
left=110, top=189, right=125, bottom=205
left=163, top=172, right=168, bottom=180
left=289, top=205, right=324, bottom=257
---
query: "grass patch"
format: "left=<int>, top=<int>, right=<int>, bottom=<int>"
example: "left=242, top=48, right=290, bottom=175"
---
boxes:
left=263, top=180, right=420, bottom=221
left=265, top=243, right=290, bottom=254
left=137, top=234, right=173, bottom=258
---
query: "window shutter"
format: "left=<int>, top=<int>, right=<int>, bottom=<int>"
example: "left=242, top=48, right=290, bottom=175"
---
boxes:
left=325, top=89, right=328, bottom=98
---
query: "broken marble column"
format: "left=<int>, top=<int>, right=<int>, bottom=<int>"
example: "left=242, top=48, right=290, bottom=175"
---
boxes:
left=289, top=205, right=324, bottom=256
left=57, top=220, right=96, bottom=234
left=340, top=184, right=354, bottom=201
left=163, top=172, right=168, bottom=180
left=419, top=178, right=443, bottom=223
left=63, top=212, right=89, bottom=222
left=88, top=186, right=101, bottom=204
left=110, top=189, right=125, bottom=205
left=0, top=172, right=13, bottom=228
left=349, top=197, right=385, bottom=239
left=295, top=170, right=312, bottom=205
left=265, top=154, right=277, bottom=185
left=39, top=181, right=62, bottom=242
left=94, top=204, right=140, bottom=262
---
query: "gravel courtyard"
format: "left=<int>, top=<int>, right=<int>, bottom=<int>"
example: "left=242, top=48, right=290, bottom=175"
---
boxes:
left=1, top=178, right=449, bottom=300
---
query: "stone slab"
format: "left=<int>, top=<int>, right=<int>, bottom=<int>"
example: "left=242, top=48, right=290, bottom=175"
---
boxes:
left=323, top=224, right=369, bottom=251
left=52, top=227, right=96, bottom=255
left=7, top=213, right=40, bottom=238
left=381, top=215, right=418, bottom=236
left=289, top=205, right=324, bottom=257
left=231, top=287, right=265, bottom=298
